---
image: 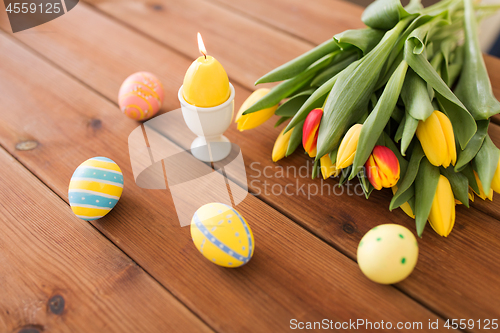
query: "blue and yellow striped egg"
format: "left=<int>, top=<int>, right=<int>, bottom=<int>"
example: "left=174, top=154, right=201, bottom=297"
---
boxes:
left=68, top=157, right=124, bottom=221
left=191, top=203, right=254, bottom=268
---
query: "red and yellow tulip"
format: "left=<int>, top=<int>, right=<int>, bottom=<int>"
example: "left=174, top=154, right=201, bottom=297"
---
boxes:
left=428, top=175, right=456, bottom=237
left=336, top=124, right=362, bottom=169
left=302, top=108, right=323, bottom=158
left=365, top=146, right=400, bottom=190
left=416, top=111, right=456, bottom=167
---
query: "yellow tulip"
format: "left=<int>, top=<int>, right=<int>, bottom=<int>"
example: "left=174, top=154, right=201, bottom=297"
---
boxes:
left=472, top=170, right=493, bottom=201
left=428, top=175, right=456, bottom=237
left=236, top=88, right=278, bottom=131
left=320, top=154, right=340, bottom=179
left=391, top=186, right=415, bottom=219
left=336, top=124, right=362, bottom=169
left=491, top=156, right=500, bottom=194
left=272, top=127, right=293, bottom=162
left=416, top=111, right=456, bottom=167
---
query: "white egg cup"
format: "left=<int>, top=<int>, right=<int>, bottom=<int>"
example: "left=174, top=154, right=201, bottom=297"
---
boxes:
left=178, top=83, right=235, bottom=162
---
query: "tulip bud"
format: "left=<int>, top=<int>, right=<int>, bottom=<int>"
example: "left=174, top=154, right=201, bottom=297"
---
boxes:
left=391, top=186, right=415, bottom=218
left=302, top=108, right=323, bottom=158
left=236, top=89, right=278, bottom=131
left=336, top=124, right=362, bottom=169
left=491, top=156, right=500, bottom=194
left=365, top=146, right=400, bottom=190
left=320, top=154, right=340, bottom=179
left=472, top=170, right=493, bottom=201
left=428, top=175, right=456, bottom=237
left=416, top=111, right=457, bottom=167
left=272, top=127, right=294, bottom=162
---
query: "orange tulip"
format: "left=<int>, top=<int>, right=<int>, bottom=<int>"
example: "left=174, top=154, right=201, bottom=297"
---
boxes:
left=365, top=146, right=400, bottom=190
left=302, top=108, right=323, bottom=158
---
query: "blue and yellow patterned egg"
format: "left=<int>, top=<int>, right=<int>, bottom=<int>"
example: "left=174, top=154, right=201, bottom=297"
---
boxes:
left=191, top=203, right=254, bottom=268
left=68, top=157, right=124, bottom=221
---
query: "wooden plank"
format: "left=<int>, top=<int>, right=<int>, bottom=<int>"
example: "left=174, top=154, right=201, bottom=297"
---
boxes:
left=0, top=13, right=442, bottom=333
left=82, top=0, right=315, bottom=89
left=2, top=0, right=500, bottom=326
left=0, top=150, right=211, bottom=332
left=208, top=0, right=365, bottom=45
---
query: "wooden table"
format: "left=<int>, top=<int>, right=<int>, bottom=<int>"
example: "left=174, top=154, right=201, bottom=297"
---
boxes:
left=0, top=0, right=499, bottom=332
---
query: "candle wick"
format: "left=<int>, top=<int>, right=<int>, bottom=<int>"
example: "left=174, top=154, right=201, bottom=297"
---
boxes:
left=204, top=54, right=207, bottom=60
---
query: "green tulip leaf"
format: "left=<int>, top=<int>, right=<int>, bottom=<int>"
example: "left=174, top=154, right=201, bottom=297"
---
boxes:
left=339, top=166, right=353, bottom=186
left=446, top=44, right=464, bottom=87
left=405, top=37, right=476, bottom=149
left=390, top=143, right=425, bottom=210
left=311, top=52, right=359, bottom=87
left=473, top=135, right=500, bottom=193
left=384, top=132, right=409, bottom=176
left=401, top=67, right=434, bottom=121
left=312, top=159, right=320, bottom=179
left=329, top=148, right=338, bottom=164
left=334, top=28, right=385, bottom=55
left=275, top=89, right=315, bottom=117
left=461, top=163, right=480, bottom=194
left=401, top=112, right=419, bottom=156
left=455, top=119, right=489, bottom=171
left=350, top=60, right=408, bottom=178
left=438, top=37, right=458, bottom=85
left=255, top=39, right=340, bottom=84
left=395, top=114, right=406, bottom=143
left=274, top=116, right=290, bottom=128
left=440, top=166, right=470, bottom=207
left=415, top=157, right=440, bottom=237
left=361, top=0, right=412, bottom=30
left=454, top=0, right=500, bottom=120
left=391, top=105, right=404, bottom=123
left=285, top=74, right=338, bottom=133
left=317, top=17, right=413, bottom=159
left=245, top=52, right=336, bottom=115
left=286, top=120, right=305, bottom=157
left=358, top=168, right=375, bottom=199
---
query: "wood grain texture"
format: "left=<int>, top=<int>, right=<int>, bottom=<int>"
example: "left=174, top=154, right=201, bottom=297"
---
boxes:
left=0, top=11, right=443, bottom=333
left=209, top=0, right=365, bottom=44
left=0, top=147, right=211, bottom=333
left=28, top=0, right=500, bottom=325
left=1, top=0, right=500, bottom=327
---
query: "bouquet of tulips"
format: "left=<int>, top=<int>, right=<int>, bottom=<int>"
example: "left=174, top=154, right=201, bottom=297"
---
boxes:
left=236, top=0, right=500, bottom=237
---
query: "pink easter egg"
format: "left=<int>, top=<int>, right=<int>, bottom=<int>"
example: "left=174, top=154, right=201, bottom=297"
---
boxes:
left=118, top=72, right=164, bottom=121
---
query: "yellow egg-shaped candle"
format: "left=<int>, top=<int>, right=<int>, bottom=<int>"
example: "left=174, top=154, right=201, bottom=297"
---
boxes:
left=182, top=33, right=230, bottom=107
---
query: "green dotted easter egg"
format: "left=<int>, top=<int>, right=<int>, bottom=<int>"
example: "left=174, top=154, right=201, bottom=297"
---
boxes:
left=357, top=224, right=418, bottom=284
